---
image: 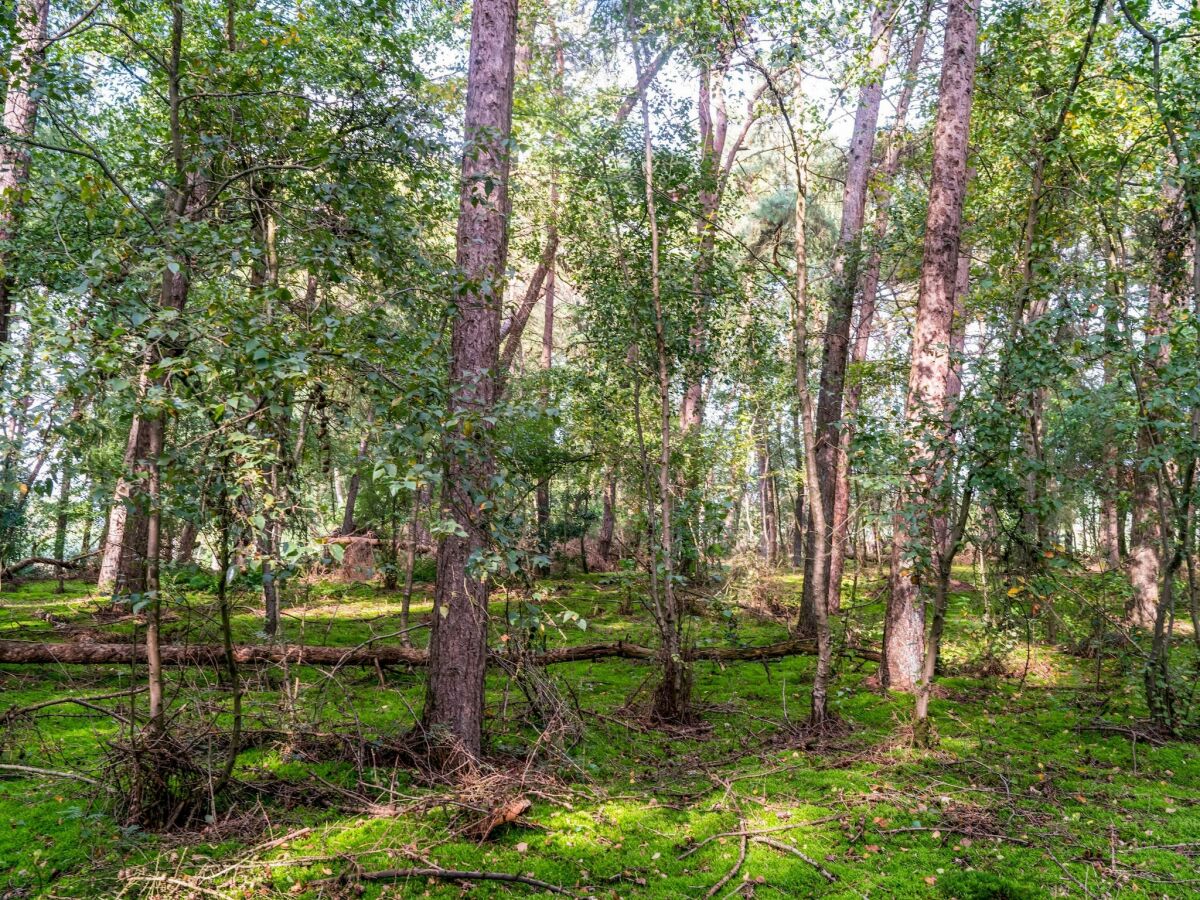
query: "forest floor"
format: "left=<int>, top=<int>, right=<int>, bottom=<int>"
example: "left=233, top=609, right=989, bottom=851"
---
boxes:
left=1, top=565, right=1199, bottom=898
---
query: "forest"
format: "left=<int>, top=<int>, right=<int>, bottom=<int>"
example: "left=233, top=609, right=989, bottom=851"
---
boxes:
left=0, top=0, right=1198, bottom=895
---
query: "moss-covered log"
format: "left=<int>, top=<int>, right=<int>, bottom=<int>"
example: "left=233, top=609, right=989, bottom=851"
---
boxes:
left=0, top=638, right=879, bottom=667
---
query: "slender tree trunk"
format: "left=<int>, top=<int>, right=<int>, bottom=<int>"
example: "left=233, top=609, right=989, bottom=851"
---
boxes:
left=421, top=0, right=517, bottom=762
left=884, top=0, right=978, bottom=692
left=401, top=502, right=418, bottom=648
left=54, top=456, right=73, bottom=593
left=791, top=408, right=804, bottom=567
left=174, top=522, right=197, bottom=565
left=98, top=373, right=152, bottom=596
left=99, top=27, right=202, bottom=598
left=339, top=423, right=372, bottom=536
left=598, top=472, right=616, bottom=562
left=1099, top=228, right=1125, bottom=570
left=828, top=0, right=930, bottom=614
left=680, top=60, right=728, bottom=435
left=802, top=3, right=895, bottom=630
left=535, top=96, right=558, bottom=563
left=79, top=492, right=93, bottom=558
left=0, top=0, right=51, bottom=351
left=144, top=416, right=165, bottom=733
left=762, top=62, right=832, bottom=721
left=629, top=19, right=688, bottom=723
left=756, top=419, right=779, bottom=566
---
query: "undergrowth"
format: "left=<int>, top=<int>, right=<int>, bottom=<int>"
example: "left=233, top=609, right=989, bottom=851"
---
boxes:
left=0, top=569, right=1198, bottom=897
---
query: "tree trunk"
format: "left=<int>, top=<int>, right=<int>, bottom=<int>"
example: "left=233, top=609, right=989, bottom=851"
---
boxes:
left=0, top=0, right=51, bottom=350
left=174, top=521, right=198, bottom=565
left=802, top=3, right=895, bottom=628
left=791, top=408, right=805, bottom=568
left=0, top=635, right=880, bottom=668
left=535, top=148, right=557, bottom=564
left=339, top=426, right=371, bottom=536
left=421, top=0, right=518, bottom=763
left=98, top=143, right=204, bottom=597
left=98, top=377, right=153, bottom=597
left=401, top=503, right=418, bottom=648
left=53, top=456, right=73, bottom=593
left=597, top=472, right=616, bottom=562
left=626, top=14, right=689, bottom=724
left=828, top=3, right=930, bottom=616
left=764, top=62, right=832, bottom=722
left=1129, top=189, right=1187, bottom=628
left=757, top=419, right=779, bottom=566
left=884, top=0, right=978, bottom=692
left=144, top=416, right=165, bottom=732
left=1099, top=228, right=1125, bottom=570
left=79, top=492, right=93, bottom=559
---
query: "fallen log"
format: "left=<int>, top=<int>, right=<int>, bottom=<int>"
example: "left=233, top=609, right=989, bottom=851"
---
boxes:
left=1, top=549, right=100, bottom=580
left=0, top=637, right=880, bottom=667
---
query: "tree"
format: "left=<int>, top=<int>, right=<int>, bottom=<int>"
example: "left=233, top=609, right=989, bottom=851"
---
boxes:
left=0, top=0, right=50, bottom=351
left=884, top=0, right=979, bottom=692
left=801, top=0, right=895, bottom=632
left=421, top=0, right=519, bottom=763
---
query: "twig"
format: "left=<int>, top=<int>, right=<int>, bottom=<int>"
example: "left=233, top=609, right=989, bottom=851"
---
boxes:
left=2, top=686, right=145, bottom=726
left=706, top=832, right=749, bottom=898
left=123, top=875, right=231, bottom=899
left=0, top=762, right=104, bottom=788
left=335, top=867, right=577, bottom=896
left=679, top=813, right=847, bottom=859
left=752, top=836, right=837, bottom=882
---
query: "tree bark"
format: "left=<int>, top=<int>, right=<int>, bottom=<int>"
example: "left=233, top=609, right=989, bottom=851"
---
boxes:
left=756, top=419, right=779, bottom=566
left=339, top=424, right=372, bottom=536
left=827, top=1, right=930, bottom=615
left=97, top=373, right=153, bottom=596
left=535, top=51, right=560, bottom=565
left=144, top=415, right=165, bottom=732
left=421, top=0, right=518, bottom=762
left=0, top=637, right=880, bottom=668
left=801, top=3, right=895, bottom=629
left=98, top=67, right=205, bottom=600
left=628, top=20, right=688, bottom=723
left=174, top=521, right=198, bottom=565
left=1128, top=191, right=1187, bottom=628
left=597, top=471, right=616, bottom=562
left=884, top=0, right=978, bottom=692
left=53, top=456, right=73, bottom=593
left=1098, top=228, right=1125, bottom=570
left=0, top=0, right=50, bottom=350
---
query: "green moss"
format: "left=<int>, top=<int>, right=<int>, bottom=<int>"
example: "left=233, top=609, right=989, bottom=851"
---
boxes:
left=2, top=570, right=1199, bottom=897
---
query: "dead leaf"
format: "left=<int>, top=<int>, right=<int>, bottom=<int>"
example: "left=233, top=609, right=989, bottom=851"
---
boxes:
left=467, top=796, right=533, bottom=841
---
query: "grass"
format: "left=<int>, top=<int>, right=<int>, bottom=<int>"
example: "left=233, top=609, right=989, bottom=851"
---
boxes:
left=1, top=564, right=1199, bottom=897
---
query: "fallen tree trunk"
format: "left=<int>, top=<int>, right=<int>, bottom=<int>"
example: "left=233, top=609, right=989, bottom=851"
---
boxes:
left=0, top=637, right=880, bottom=667
left=1, top=549, right=100, bottom=580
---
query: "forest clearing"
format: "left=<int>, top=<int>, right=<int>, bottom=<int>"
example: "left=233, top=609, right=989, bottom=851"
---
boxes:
left=1, top=0, right=1199, bottom=895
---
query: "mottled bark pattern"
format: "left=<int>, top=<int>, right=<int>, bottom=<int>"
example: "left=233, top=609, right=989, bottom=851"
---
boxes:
left=884, top=0, right=978, bottom=692
left=422, top=0, right=518, bottom=761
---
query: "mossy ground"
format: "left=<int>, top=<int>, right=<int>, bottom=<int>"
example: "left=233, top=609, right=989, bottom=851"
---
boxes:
left=1, top=565, right=1198, bottom=898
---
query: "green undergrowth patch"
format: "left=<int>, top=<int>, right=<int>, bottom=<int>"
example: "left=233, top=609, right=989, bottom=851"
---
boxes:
left=2, top=569, right=1199, bottom=897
